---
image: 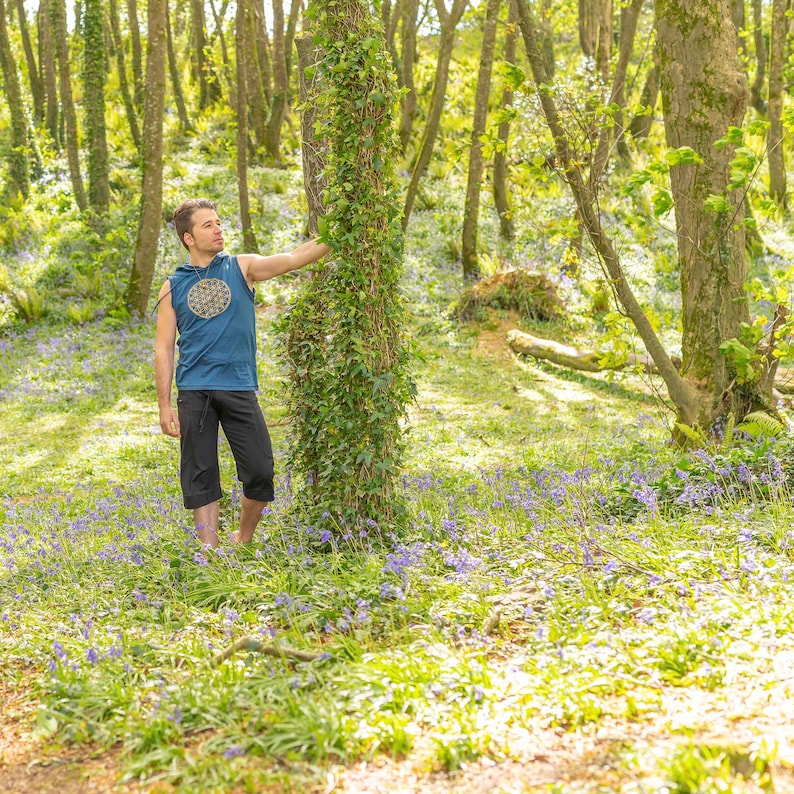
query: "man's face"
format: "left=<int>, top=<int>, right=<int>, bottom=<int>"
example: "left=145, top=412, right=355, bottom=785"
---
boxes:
left=185, top=208, right=224, bottom=255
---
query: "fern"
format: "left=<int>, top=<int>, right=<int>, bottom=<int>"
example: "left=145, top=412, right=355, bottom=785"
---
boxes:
left=737, top=411, right=785, bottom=439
left=721, top=412, right=736, bottom=452
left=674, top=421, right=708, bottom=447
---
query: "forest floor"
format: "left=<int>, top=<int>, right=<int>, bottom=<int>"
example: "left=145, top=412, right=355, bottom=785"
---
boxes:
left=3, top=634, right=794, bottom=792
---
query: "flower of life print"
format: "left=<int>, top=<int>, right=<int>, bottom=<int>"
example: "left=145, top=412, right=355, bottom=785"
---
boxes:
left=187, top=279, right=232, bottom=318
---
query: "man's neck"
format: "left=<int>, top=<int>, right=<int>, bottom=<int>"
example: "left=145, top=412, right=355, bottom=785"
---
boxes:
left=189, top=251, right=218, bottom=268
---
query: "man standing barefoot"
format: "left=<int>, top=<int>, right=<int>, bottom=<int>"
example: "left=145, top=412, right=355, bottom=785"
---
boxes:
left=155, top=198, right=330, bottom=547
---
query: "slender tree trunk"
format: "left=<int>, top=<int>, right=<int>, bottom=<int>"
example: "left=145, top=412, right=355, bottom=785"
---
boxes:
left=252, top=0, right=272, bottom=107
left=109, top=0, right=142, bottom=150
left=126, top=0, right=167, bottom=318
left=236, top=0, right=256, bottom=250
left=265, top=0, right=288, bottom=163
left=398, top=0, right=419, bottom=151
left=50, top=0, right=87, bottom=211
left=767, top=0, right=789, bottom=207
left=0, top=0, right=29, bottom=198
left=461, top=0, right=501, bottom=279
left=749, top=0, right=767, bottom=114
left=165, top=0, right=190, bottom=133
left=493, top=0, right=516, bottom=241
left=127, top=0, right=144, bottom=111
left=244, top=0, right=266, bottom=153
left=578, top=0, right=612, bottom=80
left=84, top=0, right=110, bottom=214
left=402, top=0, right=469, bottom=229
left=629, top=43, right=658, bottom=139
left=656, top=0, right=755, bottom=421
left=611, top=0, right=643, bottom=159
left=14, top=0, right=45, bottom=124
left=38, top=3, right=59, bottom=144
left=537, top=0, right=554, bottom=76
left=191, top=0, right=212, bottom=108
left=296, top=34, right=327, bottom=235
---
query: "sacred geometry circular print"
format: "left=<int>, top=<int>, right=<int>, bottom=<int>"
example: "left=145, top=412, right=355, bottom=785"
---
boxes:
left=187, top=279, right=232, bottom=318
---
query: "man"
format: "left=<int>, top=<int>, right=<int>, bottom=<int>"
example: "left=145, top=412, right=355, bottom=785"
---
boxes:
left=155, top=198, right=330, bottom=547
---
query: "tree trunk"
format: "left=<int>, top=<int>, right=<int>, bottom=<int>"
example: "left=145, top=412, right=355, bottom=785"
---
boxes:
left=50, top=0, right=87, bottom=211
left=578, top=0, right=612, bottom=80
left=461, top=0, right=501, bottom=280
left=84, top=0, right=111, bottom=214
left=126, top=0, right=167, bottom=318
left=749, top=0, right=767, bottom=114
left=398, top=0, right=419, bottom=151
left=244, top=0, right=266, bottom=153
left=127, top=0, right=144, bottom=111
left=165, top=0, right=191, bottom=133
left=38, top=2, right=59, bottom=145
left=611, top=0, right=644, bottom=159
left=251, top=0, right=272, bottom=107
left=236, top=0, right=256, bottom=251
left=191, top=0, right=213, bottom=108
left=296, top=34, right=327, bottom=235
left=656, top=0, right=755, bottom=422
left=767, top=0, right=789, bottom=207
left=264, top=0, right=287, bottom=164
left=493, top=0, right=516, bottom=241
left=14, top=0, right=45, bottom=125
left=109, top=0, right=142, bottom=151
left=402, top=0, right=469, bottom=229
left=0, top=0, right=29, bottom=198
left=629, top=45, right=658, bottom=140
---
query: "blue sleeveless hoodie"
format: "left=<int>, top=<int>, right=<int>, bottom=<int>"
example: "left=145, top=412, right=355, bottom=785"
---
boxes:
left=169, top=253, right=258, bottom=390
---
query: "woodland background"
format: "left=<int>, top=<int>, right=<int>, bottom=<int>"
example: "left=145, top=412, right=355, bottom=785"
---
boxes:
left=1, top=0, right=794, bottom=792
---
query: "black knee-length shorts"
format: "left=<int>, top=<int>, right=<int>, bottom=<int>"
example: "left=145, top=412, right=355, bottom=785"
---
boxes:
left=177, top=390, right=275, bottom=510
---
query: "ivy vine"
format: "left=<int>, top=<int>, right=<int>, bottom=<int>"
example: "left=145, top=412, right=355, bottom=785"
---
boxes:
left=277, top=0, right=415, bottom=534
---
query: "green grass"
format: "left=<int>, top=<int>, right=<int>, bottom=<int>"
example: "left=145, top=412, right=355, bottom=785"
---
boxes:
left=2, top=170, right=794, bottom=792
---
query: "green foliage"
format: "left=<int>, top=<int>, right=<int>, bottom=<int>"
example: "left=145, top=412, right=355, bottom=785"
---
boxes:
left=279, top=1, right=415, bottom=531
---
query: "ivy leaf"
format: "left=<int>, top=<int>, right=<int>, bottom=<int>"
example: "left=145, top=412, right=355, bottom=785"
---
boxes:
left=664, top=146, right=703, bottom=166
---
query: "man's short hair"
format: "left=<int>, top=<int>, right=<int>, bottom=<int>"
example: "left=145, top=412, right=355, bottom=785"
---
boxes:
left=173, top=198, right=217, bottom=251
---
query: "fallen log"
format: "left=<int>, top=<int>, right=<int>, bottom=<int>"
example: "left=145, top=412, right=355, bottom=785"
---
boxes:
left=507, top=329, right=794, bottom=402
left=506, top=329, right=668, bottom=374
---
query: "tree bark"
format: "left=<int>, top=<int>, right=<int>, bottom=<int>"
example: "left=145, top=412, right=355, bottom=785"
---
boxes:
left=749, top=0, right=767, bottom=114
left=38, top=2, right=59, bottom=145
left=296, top=34, right=327, bottom=235
left=398, top=0, right=419, bottom=151
left=84, top=0, right=111, bottom=214
left=109, top=0, right=142, bottom=151
left=461, top=0, right=501, bottom=279
left=126, top=0, right=167, bottom=318
left=656, top=0, right=755, bottom=422
left=264, top=0, right=288, bottom=164
left=0, top=0, right=29, bottom=198
left=629, top=44, right=658, bottom=140
left=127, top=0, right=144, bottom=111
left=50, top=0, right=87, bottom=211
left=165, top=0, right=191, bottom=133
left=14, top=0, right=45, bottom=125
left=402, top=0, right=469, bottom=229
left=578, top=0, right=612, bottom=81
left=493, top=0, right=516, bottom=241
left=236, top=0, right=256, bottom=251
left=767, top=0, right=789, bottom=207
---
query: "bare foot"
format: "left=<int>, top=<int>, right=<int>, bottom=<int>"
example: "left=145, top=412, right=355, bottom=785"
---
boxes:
left=230, top=530, right=241, bottom=544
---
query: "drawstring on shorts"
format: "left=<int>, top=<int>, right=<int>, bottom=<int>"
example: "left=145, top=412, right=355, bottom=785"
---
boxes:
left=199, top=391, right=214, bottom=434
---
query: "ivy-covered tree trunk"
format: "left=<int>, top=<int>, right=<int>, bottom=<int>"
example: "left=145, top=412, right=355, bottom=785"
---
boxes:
left=125, top=0, right=167, bottom=318
left=461, top=0, right=501, bottom=280
left=83, top=0, right=110, bottom=214
left=282, top=0, right=414, bottom=531
left=49, top=0, right=87, bottom=212
left=656, top=0, right=753, bottom=422
left=0, top=0, right=30, bottom=198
